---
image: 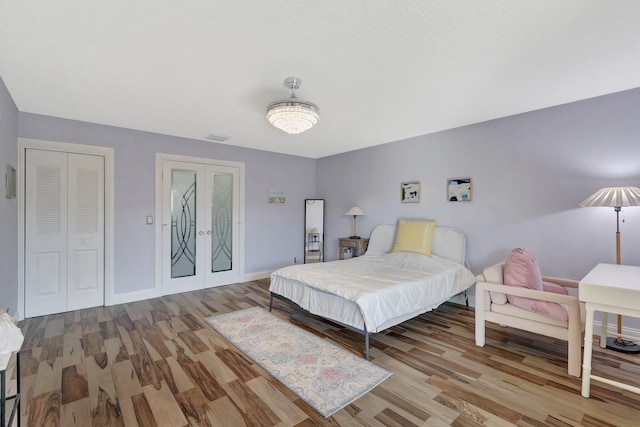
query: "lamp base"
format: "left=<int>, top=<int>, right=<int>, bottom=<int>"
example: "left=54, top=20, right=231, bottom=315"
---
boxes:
left=349, top=235, right=361, bottom=239
left=605, top=337, right=640, bottom=354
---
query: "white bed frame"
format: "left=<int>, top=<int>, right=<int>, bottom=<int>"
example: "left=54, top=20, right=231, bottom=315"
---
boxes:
left=269, top=224, right=470, bottom=359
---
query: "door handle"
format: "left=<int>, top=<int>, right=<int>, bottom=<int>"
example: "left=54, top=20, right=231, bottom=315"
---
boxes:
left=198, top=231, right=204, bottom=236
left=206, top=230, right=212, bottom=235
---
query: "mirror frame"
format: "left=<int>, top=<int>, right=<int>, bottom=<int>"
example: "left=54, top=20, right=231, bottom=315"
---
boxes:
left=304, top=199, right=325, bottom=263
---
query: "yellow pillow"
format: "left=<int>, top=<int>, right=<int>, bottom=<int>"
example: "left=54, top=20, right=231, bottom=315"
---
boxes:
left=391, top=219, right=436, bottom=256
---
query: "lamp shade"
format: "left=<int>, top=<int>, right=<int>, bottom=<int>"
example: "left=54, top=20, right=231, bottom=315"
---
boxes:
left=345, top=206, right=365, bottom=216
left=580, top=187, right=640, bottom=208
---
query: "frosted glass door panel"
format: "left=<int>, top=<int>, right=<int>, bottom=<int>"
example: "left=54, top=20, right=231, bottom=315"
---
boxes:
left=162, top=159, right=241, bottom=294
left=171, top=169, right=197, bottom=278
left=211, top=172, right=233, bottom=273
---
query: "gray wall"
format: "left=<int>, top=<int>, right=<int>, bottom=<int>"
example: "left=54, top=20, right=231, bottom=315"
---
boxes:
left=318, top=88, right=640, bottom=281
left=0, top=76, right=19, bottom=314
left=18, top=113, right=316, bottom=297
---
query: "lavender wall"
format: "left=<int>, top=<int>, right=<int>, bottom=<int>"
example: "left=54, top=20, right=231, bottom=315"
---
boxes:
left=0, top=77, right=19, bottom=314
left=9, top=82, right=640, bottom=336
left=19, top=113, right=316, bottom=296
left=318, top=88, right=640, bottom=282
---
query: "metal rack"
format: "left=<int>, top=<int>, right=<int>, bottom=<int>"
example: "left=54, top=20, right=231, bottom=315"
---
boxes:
left=1, top=351, right=20, bottom=427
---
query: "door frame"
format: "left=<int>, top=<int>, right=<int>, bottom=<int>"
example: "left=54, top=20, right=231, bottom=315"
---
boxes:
left=154, top=153, right=245, bottom=295
left=18, top=138, right=115, bottom=320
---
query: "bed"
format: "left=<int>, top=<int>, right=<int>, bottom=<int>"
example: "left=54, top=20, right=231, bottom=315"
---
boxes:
left=269, top=223, right=476, bottom=359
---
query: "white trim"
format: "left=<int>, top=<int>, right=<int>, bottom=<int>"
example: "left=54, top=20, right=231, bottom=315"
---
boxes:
left=109, top=288, right=160, bottom=306
left=243, top=270, right=272, bottom=282
left=17, top=138, right=114, bottom=320
left=599, top=322, right=640, bottom=343
left=155, top=153, right=245, bottom=295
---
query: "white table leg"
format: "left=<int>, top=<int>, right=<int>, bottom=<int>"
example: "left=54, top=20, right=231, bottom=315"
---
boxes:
left=582, top=306, right=595, bottom=398
left=600, top=312, right=608, bottom=348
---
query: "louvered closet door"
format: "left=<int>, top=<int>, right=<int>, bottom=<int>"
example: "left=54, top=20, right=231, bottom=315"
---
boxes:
left=25, top=150, right=68, bottom=316
left=25, top=149, right=105, bottom=317
left=67, top=153, right=105, bottom=311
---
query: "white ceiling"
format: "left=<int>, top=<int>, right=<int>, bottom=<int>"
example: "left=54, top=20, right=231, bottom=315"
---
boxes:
left=2, top=1, right=640, bottom=159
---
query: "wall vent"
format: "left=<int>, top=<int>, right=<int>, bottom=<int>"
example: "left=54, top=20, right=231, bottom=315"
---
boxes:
left=205, top=134, right=230, bottom=143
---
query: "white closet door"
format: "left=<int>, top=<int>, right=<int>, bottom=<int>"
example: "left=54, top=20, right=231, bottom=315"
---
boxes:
left=25, top=149, right=68, bottom=317
left=25, top=149, right=105, bottom=317
left=67, top=153, right=105, bottom=311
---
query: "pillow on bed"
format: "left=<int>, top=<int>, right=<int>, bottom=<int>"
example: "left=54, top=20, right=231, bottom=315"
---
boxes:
left=391, top=219, right=436, bottom=256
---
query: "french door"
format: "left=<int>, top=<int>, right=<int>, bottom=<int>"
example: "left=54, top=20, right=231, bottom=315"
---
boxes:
left=161, top=159, right=241, bottom=294
left=24, top=149, right=105, bottom=317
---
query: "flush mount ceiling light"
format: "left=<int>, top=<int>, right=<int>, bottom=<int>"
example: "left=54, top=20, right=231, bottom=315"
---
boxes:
left=267, top=77, right=319, bottom=135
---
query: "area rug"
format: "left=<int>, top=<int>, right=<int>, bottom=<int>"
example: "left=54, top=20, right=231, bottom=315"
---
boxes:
left=205, top=307, right=391, bottom=417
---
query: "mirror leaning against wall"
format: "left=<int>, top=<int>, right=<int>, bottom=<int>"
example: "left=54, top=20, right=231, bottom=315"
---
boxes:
left=304, top=199, right=324, bottom=263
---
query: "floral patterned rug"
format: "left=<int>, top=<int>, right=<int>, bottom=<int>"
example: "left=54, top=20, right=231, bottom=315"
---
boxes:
left=205, top=307, right=392, bottom=418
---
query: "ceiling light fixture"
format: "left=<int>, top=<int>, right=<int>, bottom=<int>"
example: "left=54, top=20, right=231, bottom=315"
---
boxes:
left=267, top=77, right=319, bottom=135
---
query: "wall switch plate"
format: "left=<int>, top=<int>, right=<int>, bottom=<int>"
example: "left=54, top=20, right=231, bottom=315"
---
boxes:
left=146, top=216, right=153, bottom=224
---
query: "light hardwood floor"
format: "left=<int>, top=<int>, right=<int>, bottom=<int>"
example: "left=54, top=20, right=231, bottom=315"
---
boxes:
left=6, top=278, right=640, bottom=426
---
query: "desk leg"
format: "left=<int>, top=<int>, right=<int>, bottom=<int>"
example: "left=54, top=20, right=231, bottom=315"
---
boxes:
left=582, top=307, right=595, bottom=398
left=600, top=312, right=608, bottom=348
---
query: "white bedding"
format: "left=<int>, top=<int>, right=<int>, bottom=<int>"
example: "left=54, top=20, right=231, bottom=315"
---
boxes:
left=270, top=246, right=475, bottom=333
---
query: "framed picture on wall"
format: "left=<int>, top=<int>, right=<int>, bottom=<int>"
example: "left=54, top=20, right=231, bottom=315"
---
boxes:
left=401, top=181, right=420, bottom=203
left=447, top=178, right=472, bottom=202
left=268, top=191, right=286, bottom=204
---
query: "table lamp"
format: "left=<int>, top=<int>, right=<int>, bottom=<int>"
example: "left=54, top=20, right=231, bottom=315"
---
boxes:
left=345, top=206, right=365, bottom=239
left=580, top=186, right=640, bottom=353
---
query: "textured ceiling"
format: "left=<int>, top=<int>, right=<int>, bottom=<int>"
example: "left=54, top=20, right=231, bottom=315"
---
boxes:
left=2, top=1, right=640, bottom=158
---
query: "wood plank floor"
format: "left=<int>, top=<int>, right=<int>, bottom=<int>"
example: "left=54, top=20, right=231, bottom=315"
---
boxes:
left=7, top=278, right=640, bottom=426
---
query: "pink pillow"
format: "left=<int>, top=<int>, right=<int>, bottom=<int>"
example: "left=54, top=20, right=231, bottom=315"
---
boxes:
left=503, top=248, right=569, bottom=321
left=503, top=248, right=543, bottom=291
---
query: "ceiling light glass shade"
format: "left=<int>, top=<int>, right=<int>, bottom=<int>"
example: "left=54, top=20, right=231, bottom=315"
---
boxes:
left=580, top=187, right=640, bottom=208
left=267, top=77, right=319, bottom=135
left=266, top=99, right=319, bottom=134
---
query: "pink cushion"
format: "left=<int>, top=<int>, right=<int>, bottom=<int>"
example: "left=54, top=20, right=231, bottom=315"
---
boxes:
left=504, top=248, right=569, bottom=321
left=503, top=248, right=543, bottom=291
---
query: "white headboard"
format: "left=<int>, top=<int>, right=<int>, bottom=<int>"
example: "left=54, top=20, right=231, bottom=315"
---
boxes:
left=366, top=224, right=467, bottom=265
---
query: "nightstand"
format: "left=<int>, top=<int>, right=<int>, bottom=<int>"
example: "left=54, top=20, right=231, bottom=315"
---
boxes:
left=338, top=237, right=369, bottom=259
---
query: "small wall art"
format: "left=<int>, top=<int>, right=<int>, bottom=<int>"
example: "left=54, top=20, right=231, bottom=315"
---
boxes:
left=268, top=191, right=286, bottom=204
left=401, top=181, right=420, bottom=203
left=447, top=178, right=472, bottom=202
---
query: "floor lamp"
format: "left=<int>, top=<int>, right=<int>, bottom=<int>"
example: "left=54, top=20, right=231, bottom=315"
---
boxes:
left=580, top=186, right=640, bottom=353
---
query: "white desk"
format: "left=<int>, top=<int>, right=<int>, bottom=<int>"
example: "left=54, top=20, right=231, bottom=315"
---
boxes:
left=579, top=263, right=640, bottom=398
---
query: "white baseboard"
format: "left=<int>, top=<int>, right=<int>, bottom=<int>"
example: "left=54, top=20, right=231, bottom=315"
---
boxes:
left=243, top=270, right=272, bottom=282
left=597, top=322, right=640, bottom=342
left=108, top=288, right=159, bottom=306
left=105, top=272, right=271, bottom=307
